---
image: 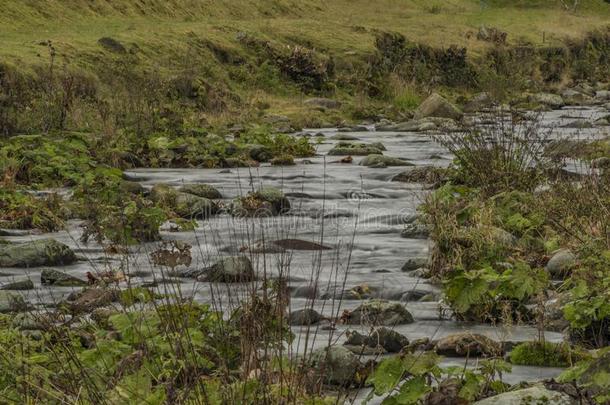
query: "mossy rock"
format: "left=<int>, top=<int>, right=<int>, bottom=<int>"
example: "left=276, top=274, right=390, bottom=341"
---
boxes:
left=434, top=333, right=502, bottom=357
left=205, top=256, right=255, bottom=283
left=252, top=187, right=291, bottom=215
left=311, top=345, right=360, bottom=386
left=243, top=144, right=273, bottom=162
left=472, top=385, right=576, bottom=405
left=0, top=279, right=35, bottom=291
left=345, top=299, right=414, bottom=326
left=179, top=184, right=222, bottom=199
left=40, top=268, right=87, bottom=287
left=327, top=146, right=383, bottom=156
left=509, top=341, right=585, bottom=367
left=174, top=193, right=216, bottom=219
left=149, top=184, right=178, bottom=208
left=359, top=154, right=413, bottom=167
left=0, top=239, right=76, bottom=268
left=270, top=154, right=296, bottom=166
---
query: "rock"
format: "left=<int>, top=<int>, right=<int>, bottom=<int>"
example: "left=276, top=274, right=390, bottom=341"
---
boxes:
left=232, top=187, right=290, bottom=217
left=401, top=223, right=429, bottom=239
left=414, top=93, right=463, bottom=121
left=434, top=333, right=503, bottom=357
left=291, top=285, right=319, bottom=299
left=0, top=279, right=35, bottom=290
left=175, top=193, right=215, bottom=219
left=271, top=239, right=332, bottom=251
left=345, top=327, right=409, bottom=353
left=472, top=385, right=576, bottom=405
left=304, top=98, right=341, bottom=109
left=591, top=157, right=610, bottom=169
left=204, top=256, right=255, bottom=283
left=244, top=144, right=273, bottom=162
left=561, top=89, right=594, bottom=105
left=179, top=184, right=222, bottom=199
left=252, top=187, right=291, bottom=215
left=0, top=239, right=76, bottom=268
left=223, top=157, right=259, bottom=168
left=464, top=92, right=494, bottom=113
left=149, top=183, right=178, bottom=207
left=91, top=308, right=117, bottom=328
left=0, top=291, right=29, bottom=313
left=270, top=155, right=295, bottom=166
left=345, top=299, right=414, bottom=326
left=545, top=249, right=576, bottom=278
left=40, top=268, right=87, bottom=287
left=376, top=117, right=458, bottom=132
left=120, top=181, right=145, bottom=195
left=486, top=226, right=517, bottom=248
left=311, top=345, right=360, bottom=386
left=331, top=134, right=360, bottom=140
left=359, top=154, right=413, bottom=167
left=595, top=90, right=610, bottom=101
left=328, top=146, right=383, bottom=156
left=11, top=313, right=45, bottom=330
left=533, top=93, right=565, bottom=108
left=68, top=288, right=120, bottom=314
left=289, top=308, right=323, bottom=325
left=401, top=257, right=429, bottom=272
left=338, top=125, right=368, bottom=132
left=576, top=350, right=610, bottom=399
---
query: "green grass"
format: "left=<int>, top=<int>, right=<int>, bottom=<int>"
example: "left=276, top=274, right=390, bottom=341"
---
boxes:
left=2, top=0, right=608, bottom=63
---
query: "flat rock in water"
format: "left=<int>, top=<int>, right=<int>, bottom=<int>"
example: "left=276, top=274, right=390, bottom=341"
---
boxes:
left=272, top=239, right=332, bottom=251
left=0, top=239, right=77, bottom=268
left=203, top=256, right=255, bottom=283
left=40, top=268, right=87, bottom=287
left=434, top=333, right=503, bottom=357
left=289, top=308, right=323, bottom=325
left=359, top=154, right=413, bottom=167
left=0, top=279, right=35, bottom=291
left=345, top=299, right=414, bottom=326
left=473, top=385, right=576, bottom=405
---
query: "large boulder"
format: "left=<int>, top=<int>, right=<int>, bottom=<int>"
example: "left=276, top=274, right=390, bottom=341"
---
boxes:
left=41, top=268, right=87, bottom=287
left=546, top=249, right=576, bottom=278
left=434, top=333, right=502, bottom=357
left=472, top=385, right=576, bottom=405
left=311, top=345, right=360, bottom=386
left=359, top=154, right=413, bottom=167
left=345, top=299, right=414, bottom=326
left=204, top=256, right=255, bottom=283
left=0, top=239, right=76, bottom=268
left=179, top=184, right=222, bottom=199
left=414, top=93, right=463, bottom=121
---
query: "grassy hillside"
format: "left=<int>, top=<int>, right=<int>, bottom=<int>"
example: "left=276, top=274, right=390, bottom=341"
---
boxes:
left=2, top=0, right=609, bottom=64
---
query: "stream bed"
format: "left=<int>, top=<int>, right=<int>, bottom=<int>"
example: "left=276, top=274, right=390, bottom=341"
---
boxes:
left=1, top=106, right=609, bottom=394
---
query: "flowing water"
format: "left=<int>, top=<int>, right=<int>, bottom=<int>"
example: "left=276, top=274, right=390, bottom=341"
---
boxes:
left=1, top=106, right=608, bottom=392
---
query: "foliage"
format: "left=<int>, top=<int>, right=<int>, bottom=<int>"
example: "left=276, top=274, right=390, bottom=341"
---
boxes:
left=365, top=353, right=511, bottom=404
left=509, top=341, right=586, bottom=367
left=74, top=168, right=166, bottom=245
left=0, top=189, right=65, bottom=231
left=0, top=133, right=94, bottom=187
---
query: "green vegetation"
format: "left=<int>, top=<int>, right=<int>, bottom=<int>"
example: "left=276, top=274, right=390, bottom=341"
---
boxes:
left=509, top=341, right=587, bottom=367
